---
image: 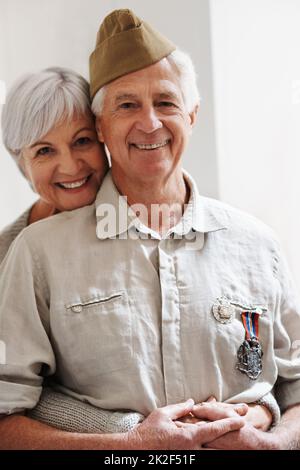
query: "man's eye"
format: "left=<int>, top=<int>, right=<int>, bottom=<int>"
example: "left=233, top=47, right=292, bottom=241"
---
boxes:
left=75, top=137, right=91, bottom=146
left=158, top=101, right=176, bottom=107
left=119, top=102, right=137, bottom=109
left=36, top=147, right=52, bottom=157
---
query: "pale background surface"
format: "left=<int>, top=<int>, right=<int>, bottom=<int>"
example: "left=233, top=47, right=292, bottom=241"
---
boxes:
left=0, top=0, right=299, bottom=288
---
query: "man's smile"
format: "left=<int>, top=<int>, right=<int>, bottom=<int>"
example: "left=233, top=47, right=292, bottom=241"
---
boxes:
left=131, top=139, right=171, bottom=150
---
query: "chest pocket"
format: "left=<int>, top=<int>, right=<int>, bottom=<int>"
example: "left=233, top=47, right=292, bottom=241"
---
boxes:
left=58, top=291, right=132, bottom=382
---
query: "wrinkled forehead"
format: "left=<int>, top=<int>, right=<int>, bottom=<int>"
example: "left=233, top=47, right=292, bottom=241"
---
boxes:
left=104, top=59, right=183, bottom=101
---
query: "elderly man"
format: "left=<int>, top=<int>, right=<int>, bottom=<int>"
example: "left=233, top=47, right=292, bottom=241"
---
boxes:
left=89, top=9, right=300, bottom=450
left=0, top=9, right=300, bottom=450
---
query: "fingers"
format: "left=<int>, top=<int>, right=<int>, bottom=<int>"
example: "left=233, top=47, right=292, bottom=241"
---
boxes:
left=199, top=398, right=248, bottom=416
left=159, top=399, right=195, bottom=420
left=192, top=403, right=236, bottom=420
left=233, top=403, right=248, bottom=416
left=206, top=396, right=217, bottom=403
left=175, top=420, right=197, bottom=428
left=196, top=417, right=245, bottom=444
left=193, top=402, right=248, bottom=420
left=178, top=414, right=204, bottom=424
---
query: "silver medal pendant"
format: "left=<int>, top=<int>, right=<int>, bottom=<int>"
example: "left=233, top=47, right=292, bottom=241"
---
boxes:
left=212, top=296, right=235, bottom=324
left=236, top=336, right=263, bottom=380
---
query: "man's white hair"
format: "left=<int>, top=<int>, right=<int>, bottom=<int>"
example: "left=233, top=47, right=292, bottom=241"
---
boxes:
left=1, top=67, right=91, bottom=176
left=91, top=49, right=201, bottom=116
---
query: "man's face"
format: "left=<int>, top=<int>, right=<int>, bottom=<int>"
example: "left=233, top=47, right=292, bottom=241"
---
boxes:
left=96, top=58, right=197, bottom=185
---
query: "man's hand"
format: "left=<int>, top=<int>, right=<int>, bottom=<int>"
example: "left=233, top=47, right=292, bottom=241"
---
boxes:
left=204, top=423, right=281, bottom=450
left=126, top=399, right=245, bottom=450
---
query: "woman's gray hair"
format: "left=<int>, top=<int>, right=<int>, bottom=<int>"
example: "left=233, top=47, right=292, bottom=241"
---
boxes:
left=91, top=49, right=201, bottom=116
left=1, top=67, right=92, bottom=175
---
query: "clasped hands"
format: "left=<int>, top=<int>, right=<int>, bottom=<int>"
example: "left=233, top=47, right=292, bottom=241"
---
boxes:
left=176, top=396, right=276, bottom=450
left=129, top=396, right=280, bottom=449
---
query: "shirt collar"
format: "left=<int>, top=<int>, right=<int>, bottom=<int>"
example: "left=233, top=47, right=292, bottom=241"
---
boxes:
left=95, top=170, right=227, bottom=240
left=178, top=170, right=228, bottom=235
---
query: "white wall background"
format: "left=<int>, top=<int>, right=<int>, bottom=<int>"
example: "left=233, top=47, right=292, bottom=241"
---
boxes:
left=210, top=0, right=300, bottom=288
left=0, top=0, right=300, bottom=288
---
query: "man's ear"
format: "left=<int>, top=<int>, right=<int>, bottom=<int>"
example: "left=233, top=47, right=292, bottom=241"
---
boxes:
left=189, top=104, right=199, bottom=128
left=96, top=116, right=104, bottom=143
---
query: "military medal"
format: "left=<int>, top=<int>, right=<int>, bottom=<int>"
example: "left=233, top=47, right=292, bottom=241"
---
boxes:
left=236, top=309, right=263, bottom=380
left=212, top=296, right=235, bottom=324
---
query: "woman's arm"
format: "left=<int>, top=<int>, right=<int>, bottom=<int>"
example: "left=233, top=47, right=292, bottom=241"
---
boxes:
left=27, top=388, right=144, bottom=434
left=0, top=414, right=130, bottom=450
left=0, top=400, right=246, bottom=450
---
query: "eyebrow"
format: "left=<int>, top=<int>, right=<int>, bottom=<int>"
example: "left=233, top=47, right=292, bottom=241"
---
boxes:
left=72, top=127, right=94, bottom=139
left=30, top=140, right=52, bottom=149
left=156, top=92, right=180, bottom=101
left=114, top=92, right=180, bottom=104
left=115, top=93, right=139, bottom=103
left=29, top=127, right=94, bottom=148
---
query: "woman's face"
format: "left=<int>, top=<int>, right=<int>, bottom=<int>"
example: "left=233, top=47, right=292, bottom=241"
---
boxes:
left=21, top=113, right=108, bottom=212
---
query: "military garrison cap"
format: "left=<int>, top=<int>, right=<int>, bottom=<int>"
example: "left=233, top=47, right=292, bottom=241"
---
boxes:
left=89, top=9, right=176, bottom=99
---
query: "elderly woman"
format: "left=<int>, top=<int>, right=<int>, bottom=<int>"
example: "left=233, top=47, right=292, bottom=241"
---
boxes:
left=1, top=67, right=107, bottom=258
left=0, top=67, right=143, bottom=433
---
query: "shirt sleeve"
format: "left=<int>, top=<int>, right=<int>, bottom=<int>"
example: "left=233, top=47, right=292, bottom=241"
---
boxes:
left=0, top=232, right=55, bottom=415
left=274, top=247, right=300, bottom=412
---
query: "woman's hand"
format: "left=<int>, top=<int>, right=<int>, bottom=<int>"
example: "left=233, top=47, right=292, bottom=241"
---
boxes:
left=178, top=396, right=272, bottom=431
left=178, top=396, right=248, bottom=424
left=243, top=403, right=272, bottom=431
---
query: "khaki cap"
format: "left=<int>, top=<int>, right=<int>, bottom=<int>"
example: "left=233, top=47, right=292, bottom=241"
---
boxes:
left=89, top=9, right=176, bottom=99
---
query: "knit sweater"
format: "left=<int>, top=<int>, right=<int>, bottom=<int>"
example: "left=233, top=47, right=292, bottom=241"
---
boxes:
left=0, top=208, right=30, bottom=264
left=0, top=208, right=143, bottom=433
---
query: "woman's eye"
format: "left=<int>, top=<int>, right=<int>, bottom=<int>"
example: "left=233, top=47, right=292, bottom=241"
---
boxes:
left=36, top=147, right=52, bottom=157
left=75, top=137, right=91, bottom=146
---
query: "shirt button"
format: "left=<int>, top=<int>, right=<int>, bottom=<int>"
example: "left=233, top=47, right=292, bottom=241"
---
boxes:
left=71, top=305, right=83, bottom=313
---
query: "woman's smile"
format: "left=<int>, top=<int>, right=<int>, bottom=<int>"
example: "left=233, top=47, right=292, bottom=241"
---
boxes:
left=55, top=174, right=92, bottom=191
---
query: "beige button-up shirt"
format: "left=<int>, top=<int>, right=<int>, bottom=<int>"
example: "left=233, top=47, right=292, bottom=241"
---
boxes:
left=0, top=171, right=300, bottom=415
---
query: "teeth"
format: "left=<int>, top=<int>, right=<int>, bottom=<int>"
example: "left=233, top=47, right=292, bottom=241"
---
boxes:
left=134, top=139, right=169, bottom=150
left=59, top=177, right=88, bottom=189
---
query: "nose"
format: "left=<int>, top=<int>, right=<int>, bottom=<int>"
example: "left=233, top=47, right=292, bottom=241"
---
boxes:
left=134, top=106, right=163, bottom=133
left=58, top=147, right=81, bottom=175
